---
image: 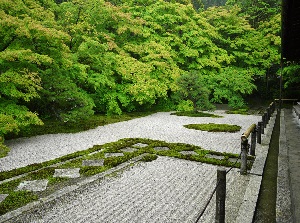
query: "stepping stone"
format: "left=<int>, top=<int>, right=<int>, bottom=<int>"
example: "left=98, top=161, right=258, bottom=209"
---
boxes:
left=132, top=143, right=148, bottom=148
left=228, top=158, right=241, bottom=163
left=205, top=154, right=224, bottom=160
left=0, top=194, right=8, bottom=203
left=120, top=147, right=138, bottom=153
left=82, top=159, right=104, bottom=167
left=16, top=180, right=48, bottom=192
left=154, top=146, right=170, bottom=151
left=180, top=151, right=198, bottom=156
left=54, top=168, right=80, bottom=178
left=228, top=158, right=252, bottom=165
left=105, top=153, right=124, bottom=158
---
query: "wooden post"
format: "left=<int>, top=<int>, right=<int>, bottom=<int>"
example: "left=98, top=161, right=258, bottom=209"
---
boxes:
left=240, top=139, right=248, bottom=175
left=216, top=168, right=226, bottom=223
left=250, top=129, right=256, bottom=156
left=262, top=115, right=265, bottom=133
left=257, top=122, right=262, bottom=144
left=263, top=112, right=267, bottom=128
left=271, top=102, right=275, bottom=113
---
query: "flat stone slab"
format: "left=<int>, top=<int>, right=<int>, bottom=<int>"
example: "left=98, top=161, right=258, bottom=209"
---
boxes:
left=205, top=154, right=224, bottom=160
left=54, top=168, right=80, bottom=178
left=104, top=153, right=124, bottom=158
left=132, top=143, right=148, bottom=148
left=0, top=194, right=8, bottom=203
left=228, top=158, right=241, bottom=163
left=180, top=151, right=198, bottom=156
left=153, top=146, right=170, bottom=151
left=228, top=158, right=252, bottom=166
left=120, top=147, right=138, bottom=153
left=16, top=180, right=48, bottom=192
left=82, top=159, right=104, bottom=167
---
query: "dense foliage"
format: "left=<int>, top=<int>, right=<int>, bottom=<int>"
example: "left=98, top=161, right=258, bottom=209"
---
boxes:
left=0, top=0, right=281, bottom=140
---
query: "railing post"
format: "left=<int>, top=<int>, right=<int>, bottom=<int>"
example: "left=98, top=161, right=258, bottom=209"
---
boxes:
left=257, top=122, right=262, bottom=144
left=250, top=129, right=256, bottom=156
left=240, top=138, right=248, bottom=175
left=265, top=110, right=269, bottom=125
left=263, top=112, right=267, bottom=128
left=262, top=115, right=265, bottom=133
left=271, top=102, right=275, bottom=113
left=216, top=168, right=226, bottom=223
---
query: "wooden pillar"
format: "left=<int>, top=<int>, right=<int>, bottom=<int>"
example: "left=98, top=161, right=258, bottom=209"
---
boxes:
left=257, top=122, right=262, bottom=144
left=250, top=130, right=256, bottom=156
left=215, top=168, right=226, bottom=223
left=240, top=139, right=248, bottom=175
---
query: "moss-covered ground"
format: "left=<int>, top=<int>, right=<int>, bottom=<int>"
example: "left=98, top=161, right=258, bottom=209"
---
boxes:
left=184, top=123, right=241, bottom=132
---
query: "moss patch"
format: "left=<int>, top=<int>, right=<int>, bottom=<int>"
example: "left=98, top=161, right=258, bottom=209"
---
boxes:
left=184, top=123, right=241, bottom=132
left=171, top=111, right=222, bottom=118
left=0, top=138, right=254, bottom=215
left=0, top=191, right=38, bottom=215
left=0, top=143, right=10, bottom=158
left=226, top=108, right=249, bottom=115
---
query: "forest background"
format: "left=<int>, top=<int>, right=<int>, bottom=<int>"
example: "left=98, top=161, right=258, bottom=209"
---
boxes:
left=0, top=0, right=294, bottom=146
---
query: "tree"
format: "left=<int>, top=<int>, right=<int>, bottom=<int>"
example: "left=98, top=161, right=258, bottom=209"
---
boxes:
left=200, top=6, right=280, bottom=106
left=282, top=63, right=300, bottom=98
left=226, top=0, right=280, bottom=28
left=177, top=72, right=214, bottom=111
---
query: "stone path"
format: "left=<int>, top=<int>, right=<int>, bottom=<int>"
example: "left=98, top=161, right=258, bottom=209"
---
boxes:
left=4, top=156, right=246, bottom=223
left=278, top=108, right=300, bottom=222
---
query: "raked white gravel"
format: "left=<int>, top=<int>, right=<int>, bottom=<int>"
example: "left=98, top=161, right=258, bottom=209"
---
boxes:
left=0, top=111, right=261, bottom=172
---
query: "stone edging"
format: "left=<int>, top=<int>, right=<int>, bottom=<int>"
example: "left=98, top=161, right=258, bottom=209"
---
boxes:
left=235, top=111, right=277, bottom=223
left=276, top=110, right=293, bottom=222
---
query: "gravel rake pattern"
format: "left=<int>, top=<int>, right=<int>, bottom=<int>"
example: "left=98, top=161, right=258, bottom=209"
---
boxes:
left=8, top=156, right=246, bottom=223
left=1, top=112, right=261, bottom=171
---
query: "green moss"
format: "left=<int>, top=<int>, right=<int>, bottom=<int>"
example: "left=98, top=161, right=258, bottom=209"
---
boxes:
left=80, top=166, right=109, bottom=177
left=0, top=191, right=38, bottom=215
left=0, top=145, right=104, bottom=181
left=25, top=168, right=55, bottom=180
left=226, top=108, right=249, bottom=115
left=184, top=123, right=241, bottom=132
left=0, top=137, right=252, bottom=215
left=47, top=176, right=69, bottom=185
left=140, top=154, right=158, bottom=162
left=171, top=111, right=222, bottom=118
left=59, top=158, right=85, bottom=169
left=0, top=143, right=10, bottom=158
left=0, top=179, right=22, bottom=194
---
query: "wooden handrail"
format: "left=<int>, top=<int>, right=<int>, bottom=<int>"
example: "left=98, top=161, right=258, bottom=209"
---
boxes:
left=241, top=124, right=256, bottom=142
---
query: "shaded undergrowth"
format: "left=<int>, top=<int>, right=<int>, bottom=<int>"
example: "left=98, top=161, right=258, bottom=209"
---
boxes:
left=4, top=112, right=154, bottom=140
left=170, top=111, right=222, bottom=118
